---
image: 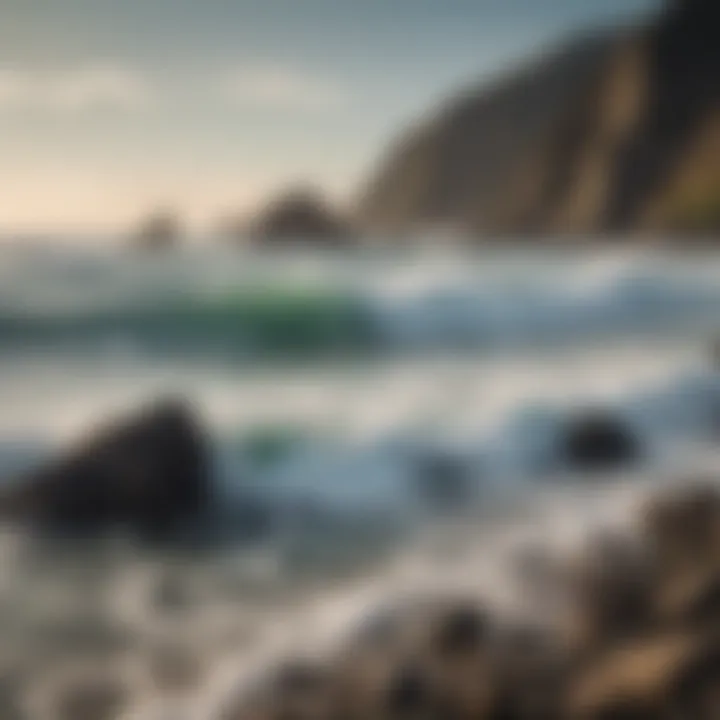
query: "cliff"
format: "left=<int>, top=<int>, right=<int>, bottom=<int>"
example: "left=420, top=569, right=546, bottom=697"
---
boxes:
left=358, top=0, right=720, bottom=238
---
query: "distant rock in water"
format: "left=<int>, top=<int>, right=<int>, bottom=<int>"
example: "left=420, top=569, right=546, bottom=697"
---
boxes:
left=560, top=410, right=642, bottom=472
left=133, top=210, right=182, bottom=252
left=250, top=187, right=353, bottom=245
left=359, top=0, right=720, bottom=237
left=0, top=400, right=211, bottom=537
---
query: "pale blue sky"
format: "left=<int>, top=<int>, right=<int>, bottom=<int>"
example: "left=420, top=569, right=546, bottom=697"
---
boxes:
left=0, top=0, right=659, bottom=232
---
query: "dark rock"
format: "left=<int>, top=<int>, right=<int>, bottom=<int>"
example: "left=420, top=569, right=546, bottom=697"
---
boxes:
left=565, top=632, right=712, bottom=719
left=222, top=661, right=331, bottom=720
left=0, top=400, right=211, bottom=537
left=250, top=186, right=353, bottom=245
left=560, top=411, right=642, bottom=472
left=642, top=483, right=720, bottom=573
left=429, top=606, right=489, bottom=658
left=384, top=664, right=432, bottom=717
left=672, top=642, right=720, bottom=718
left=642, top=484, right=720, bottom=629
left=482, top=627, right=568, bottom=720
left=656, top=567, right=720, bottom=630
left=565, top=533, right=655, bottom=651
left=272, top=661, right=328, bottom=698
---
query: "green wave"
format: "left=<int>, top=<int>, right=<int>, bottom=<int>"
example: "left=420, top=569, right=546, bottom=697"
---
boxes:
left=0, top=287, right=380, bottom=358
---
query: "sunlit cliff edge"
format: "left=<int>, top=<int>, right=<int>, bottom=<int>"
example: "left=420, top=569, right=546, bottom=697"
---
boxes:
left=358, top=0, right=720, bottom=239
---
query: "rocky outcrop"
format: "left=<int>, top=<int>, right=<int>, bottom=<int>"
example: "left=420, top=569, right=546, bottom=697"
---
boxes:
left=221, top=481, right=720, bottom=719
left=133, top=210, right=182, bottom=252
left=359, top=0, right=720, bottom=238
left=250, top=187, right=353, bottom=245
left=0, top=400, right=211, bottom=537
left=560, top=410, right=642, bottom=472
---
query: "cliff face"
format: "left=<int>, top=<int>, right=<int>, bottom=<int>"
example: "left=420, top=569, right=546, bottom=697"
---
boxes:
left=358, top=0, right=720, bottom=237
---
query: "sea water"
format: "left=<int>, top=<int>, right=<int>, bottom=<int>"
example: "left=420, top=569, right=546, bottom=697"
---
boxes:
left=2, top=243, right=720, bottom=718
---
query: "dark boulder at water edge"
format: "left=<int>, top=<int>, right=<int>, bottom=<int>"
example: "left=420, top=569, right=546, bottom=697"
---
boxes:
left=0, top=400, right=211, bottom=537
left=560, top=410, right=642, bottom=472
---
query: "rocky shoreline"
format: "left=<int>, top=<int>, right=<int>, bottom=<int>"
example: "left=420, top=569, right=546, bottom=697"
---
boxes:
left=219, top=480, right=720, bottom=719
left=3, top=400, right=720, bottom=718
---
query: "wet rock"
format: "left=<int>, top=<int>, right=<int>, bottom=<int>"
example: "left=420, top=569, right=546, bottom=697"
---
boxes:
left=565, top=533, right=655, bottom=651
left=671, top=642, right=720, bottom=718
left=565, top=632, right=714, bottom=719
left=380, top=604, right=499, bottom=719
left=641, top=485, right=720, bottom=629
left=641, top=483, right=720, bottom=576
left=0, top=399, right=211, bottom=537
left=428, top=605, right=489, bottom=658
left=560, top=410, right=642, bottom=472
left=655, top=566, right=720, bottom=630
left=489, top=626, right=568, bottom=720
left=221, top=661, right=330, bottom=720
left=274, top=661, right=327, bottom=691
left=384, top=664, right=433, bottom=717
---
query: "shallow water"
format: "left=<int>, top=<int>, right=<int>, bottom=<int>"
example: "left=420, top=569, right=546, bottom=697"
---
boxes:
left=2, top=244, right=720, bottom=718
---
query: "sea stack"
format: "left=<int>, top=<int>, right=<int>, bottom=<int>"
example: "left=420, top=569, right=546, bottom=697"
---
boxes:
left=250, top=186, right=353, bottom=246
left=133, top=210, right=182, bottom=252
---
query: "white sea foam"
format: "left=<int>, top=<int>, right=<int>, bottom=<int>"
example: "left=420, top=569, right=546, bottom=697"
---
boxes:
left=1, top=246, right=720, bottom=717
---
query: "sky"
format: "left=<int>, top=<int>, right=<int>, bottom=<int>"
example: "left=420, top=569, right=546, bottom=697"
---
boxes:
left=0, top=0, right=660, bottom=234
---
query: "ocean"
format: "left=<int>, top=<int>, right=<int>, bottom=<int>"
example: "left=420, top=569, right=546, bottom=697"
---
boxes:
left=2, top=243, right=720, bottom=718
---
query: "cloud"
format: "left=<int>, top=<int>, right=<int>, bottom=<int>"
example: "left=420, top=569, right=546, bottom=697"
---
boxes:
left=0, top=65, right=151, bottom=113
left=219, top=64, right=348, bottom=111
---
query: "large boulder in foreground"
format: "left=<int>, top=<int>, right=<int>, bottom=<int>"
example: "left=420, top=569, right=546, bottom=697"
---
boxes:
left=250, top=187, right=353, bottom=245
left=0, top=400, right=211, bottom=536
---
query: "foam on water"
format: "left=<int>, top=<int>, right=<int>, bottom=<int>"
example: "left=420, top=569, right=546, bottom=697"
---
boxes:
left=1, top=247, right=720, bottom=358
left=2, top=246, right=720, bottom=717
